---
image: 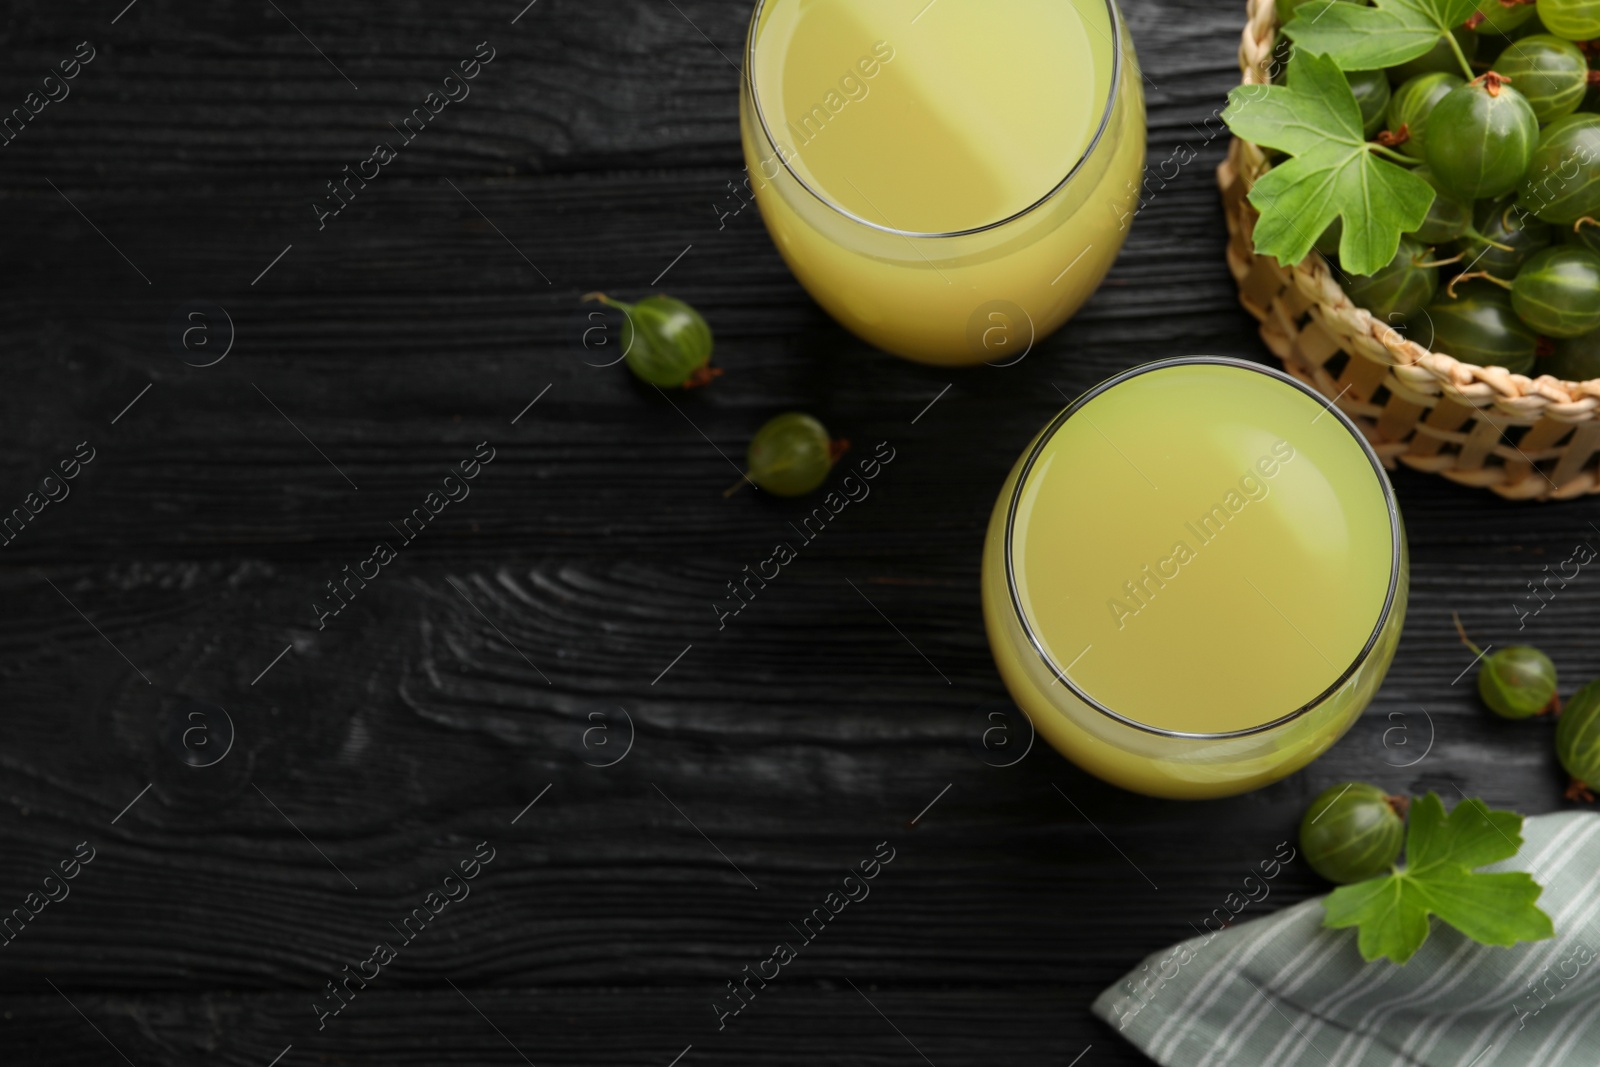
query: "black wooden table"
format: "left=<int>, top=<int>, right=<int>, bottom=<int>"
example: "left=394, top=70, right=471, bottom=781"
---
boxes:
left=3, top=2, right=1593, bottom=1064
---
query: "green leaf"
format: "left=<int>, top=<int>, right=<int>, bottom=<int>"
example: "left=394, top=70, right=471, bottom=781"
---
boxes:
left=1321, top=793, right=1554, bottom=965
left=1284, top=0, right=1478, bottom=73
left=1223, top=51, right=1435, bottom=274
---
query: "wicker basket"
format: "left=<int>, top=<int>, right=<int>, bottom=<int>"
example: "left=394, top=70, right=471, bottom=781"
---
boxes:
left=1218, top=0, right=1600, bottom=501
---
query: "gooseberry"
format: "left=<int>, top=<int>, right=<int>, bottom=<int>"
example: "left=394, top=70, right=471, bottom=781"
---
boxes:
left=1490, top=35, right=1591, bottom=123
left=1417, top=281, right=1538, bottom=373
left=1300, top=782, right=1406, bottom=884
left=582, top=292, right=719, bottom=389
left=1406, top=167, right=1472, bottom=244
left=1508, top=247, right=1600, bottom=338
left=744, top=413, right=846, bottom=497
left=1451, top=246, right=1600, bottom=338
left=1537, top=0, right=1600, bottom=41
left=1455, top=614, right=1558, bottom=719
left=1426, top=74, right=1541, bottom=201
left=1456, top=195, right=1553, bottom=275
left=1345, top=237, right=1438, bottom=322
left=1347, top=70, right=1393, bottom=138
left=1557, top=679, right=1600, bottom=801
left=1481, top=647, right=1561, bottom=718
left=1517, top=115, right=1600, bottom=226
left=1473, top=0, right=1540, bottom=36
left=1386, top=72, right=1466, bottom=162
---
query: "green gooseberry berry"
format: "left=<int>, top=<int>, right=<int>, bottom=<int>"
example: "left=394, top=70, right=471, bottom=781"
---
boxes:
left=1300, top=782, right=1406, bottom=885
left=1425, top=75, right=1540, bottom=202
left=1457, top=195, right=1553, bottom=276
left=1474, top=0, right=1540, bottom=35
left=1455, top=614, right=1558, bottom=719
left=1509, top=247, right=1600, bottom=339
left=1386, top=72, right=1466, bottom=162
left=1406, top=167, right=1472, bottom=244
left=1538, top=0, right=1600, bottom=41
left=583, top=292, right=718, bottom=389
left=1479, top=647, right=1559, bottom=718
left=1392, top=26, right=1480, bottom=82
left=1417, top=281, right=1538, bottom=372
left=1344, top=237, right=1438, bottom=322
left=1543, top=328, right=1600, bottom=381
left=744, top=413, right=843, bottom=497
left=1557, top=679, right=1600, bottom=802
left=1347, top=70, right=1392, bottom=139
left=1505, top=11, right=1552, bottom=40
left=1517, top=115, right=1600, bottom=227
left=1490, top=35, right=1592, bottom=122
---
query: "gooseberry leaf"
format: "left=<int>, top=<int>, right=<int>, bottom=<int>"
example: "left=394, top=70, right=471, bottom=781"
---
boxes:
left=1222, top=51, right=1434, bottom=275
left=1284, top=0, right=1478, bottom=72
left=1321, top=793, right=1554, bottom=965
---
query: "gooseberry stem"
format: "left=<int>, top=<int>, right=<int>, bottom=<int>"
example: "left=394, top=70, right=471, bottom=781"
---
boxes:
left=1415, top=253, right=1464, bottom=268
left=723, top=473, right=758, bottom=498
left=1386, top=794, right=1411, bottom=819
left=1463, top=225, right=1515, bottom=253
left=1446, top=32, right=1477, bottom=80
left=582, top=291, right=629, bottom=312
left=1577, top=217, right=1600, bottom=233
left=1452, top=612, right=1485, bottom=659
left=1565, top=777, right=1595, bottom=803
left=1447, top=270, right=1511, bottom=298
left=1370, top=143, right=1415, bottom=166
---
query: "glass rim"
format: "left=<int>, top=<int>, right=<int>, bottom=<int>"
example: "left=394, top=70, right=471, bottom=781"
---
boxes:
left=742, top=0, right=1126, bottom=240
left=1002, top=356, right=1405, bottom=741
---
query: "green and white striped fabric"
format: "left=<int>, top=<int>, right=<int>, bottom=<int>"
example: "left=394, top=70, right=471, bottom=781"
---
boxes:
left=1093, top=812, right=1600, bottom=1066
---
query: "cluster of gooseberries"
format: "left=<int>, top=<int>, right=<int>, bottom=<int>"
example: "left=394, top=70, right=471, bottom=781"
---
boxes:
left=1455, top=615, right=1600, bottom=802
left=1299, top=617, right=1600, bottom=886
left=1286, top=0, right=1600, bottom=379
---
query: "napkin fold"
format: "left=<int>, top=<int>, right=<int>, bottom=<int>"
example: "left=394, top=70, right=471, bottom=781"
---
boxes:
left=1093, top=812, right=1600, bottom=1066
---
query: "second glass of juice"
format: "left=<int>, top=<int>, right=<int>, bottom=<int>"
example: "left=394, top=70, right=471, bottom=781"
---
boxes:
left=981, top=358, right=1408, bottom=799
left=739, top=0, right=1145, bottom=366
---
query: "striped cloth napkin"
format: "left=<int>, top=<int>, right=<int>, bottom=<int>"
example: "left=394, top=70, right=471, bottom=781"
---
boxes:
left=1092, top=812, right=1600, bottom=1066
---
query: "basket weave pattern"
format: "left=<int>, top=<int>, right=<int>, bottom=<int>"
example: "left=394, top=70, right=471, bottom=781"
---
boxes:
left=1218, top=0, right=1600, bottom=501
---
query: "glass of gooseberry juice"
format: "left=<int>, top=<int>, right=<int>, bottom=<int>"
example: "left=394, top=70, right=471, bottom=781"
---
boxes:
left=981, top=357, right=1408, bottom=799
left=738, top=0, right=1146, bottom=366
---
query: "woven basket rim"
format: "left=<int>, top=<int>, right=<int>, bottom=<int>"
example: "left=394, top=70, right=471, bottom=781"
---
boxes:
left=1230, top=0, right=1600, bottom=404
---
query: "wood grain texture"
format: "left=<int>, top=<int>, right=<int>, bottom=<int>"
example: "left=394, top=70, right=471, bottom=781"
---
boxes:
left=2, top=0, right=1598, bottom=1065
